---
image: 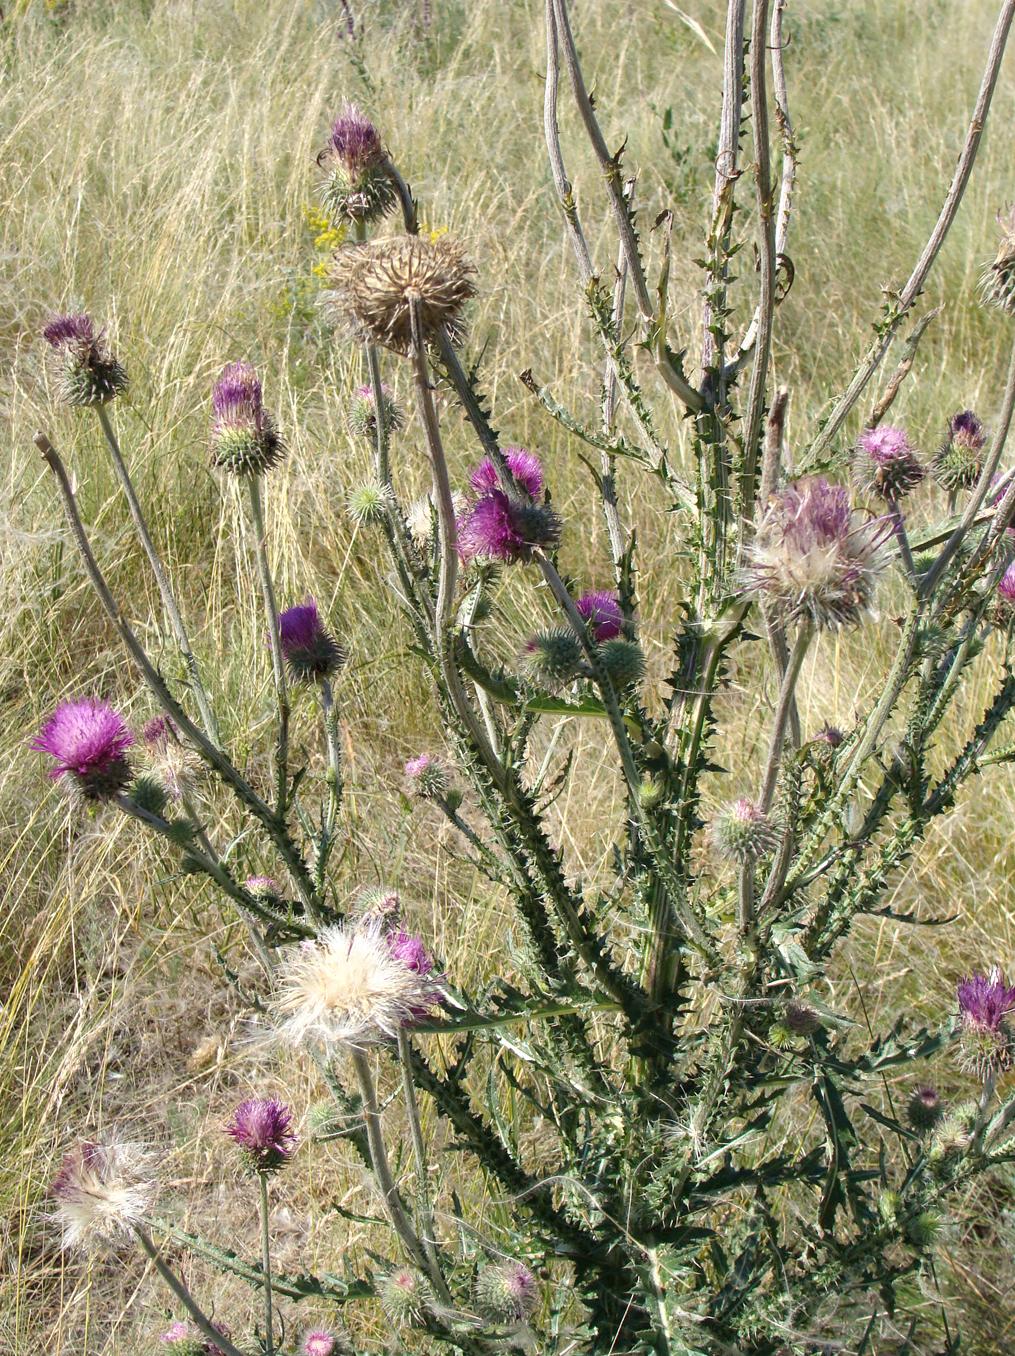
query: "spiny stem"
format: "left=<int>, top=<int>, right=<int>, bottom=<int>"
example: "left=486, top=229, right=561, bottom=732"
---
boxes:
left=397, top=1029, right=450, bottom=1301
left=258, top=1172, right=275, bottom=1355
left=316, top=677, right=343, bottom=889
left=758, top=623, right=812, bottom=814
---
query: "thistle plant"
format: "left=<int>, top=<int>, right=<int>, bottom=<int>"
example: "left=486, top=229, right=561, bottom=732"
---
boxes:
left=31, top=2, right=1015, bottom=1353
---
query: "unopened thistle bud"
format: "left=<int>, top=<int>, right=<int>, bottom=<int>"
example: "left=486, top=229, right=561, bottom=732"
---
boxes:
left=956, top=968, right=1015, bottom=1078
left=743, top=478, right=891, bottom=630
left=32, top=698, right=134, bottom=803
left=524, top=628, right=583, bottom=685
left=348, top=884, right=401, bottom=924
left=596, top=638, right=645, bottom=690
left=305, top=1100, right=345, bottom=1142
left=378, top=1267, right=433, bottom=1326
left=404, top=753, right=450, bottom=800
left=245, top=875, right=282, bottom=901
left=347, top=382, right=403, bottom=440
left=638, top=775, right=665, bottom=809
left=130, top=774, right=169, bottom=819
left=933, top=410, right=987, bottom=492
left=474, top=1260, right=539, bottom=1324
left=225, top=1097, right=297, bottom=1173
left=43, top=312, right=128, bottom=406
left=210, top=362, right=284, bottom=476
left=852, top=425, right=925, bottom=500
left=317, top=106, right=395, bottom=224
left=711, top=798, right=779, bottom=862
left=878, top=1190, right=902, bottom=1226
left=769, top=1000, right=820, bottom=1048
left=303, top=1330, right=354, bottom=1356
left=907, top=1085, right=944, bottom=1132
left=980, top=205, right=1015, bottom=316
left=278, top=598, right=345, bottom=683
left=929, top=1103, right=976, bottom=1163
left=326, top=235, right=476, bottom=354
left=906, top=1208, right=947, bottom=1249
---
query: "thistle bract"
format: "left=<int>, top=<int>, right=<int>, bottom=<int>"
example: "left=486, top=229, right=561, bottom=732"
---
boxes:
left=852, top=425, right=925, bottom=500
left=525, top=627, right=583, bottom=685
left=743, top=477, right=890, bottom=629
left=907, top=1085, right=944, bottom=1131
left=347, top=382, right=403, bottom=441
left=379, top=1267, right=433, bottom=1326
left=711, top=798, right=779, bottom=862
left=318, top=105, right=395, bottom=224
left=326, top=235, right=476, bottom=353
left=474, top=1260, right=538, bottom=1324
left=596, top=637, right=645, bottom=690
left=956, top=968, right=1015, bottom=1078
left=933, top=410, right=987, bottom=491
left=210, top=361, right=284, bottom=476
left=404, top=752, right=450, bottom=800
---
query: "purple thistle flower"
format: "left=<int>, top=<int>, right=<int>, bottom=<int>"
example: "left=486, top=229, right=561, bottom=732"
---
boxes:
left=469, top=448, right=544, bottom=499
left=998, top=562, right=1015, bottom=607
left=329, top=105, right=384, bottom=171
left=43, top=312, right=95, bottom=349
left=950, top=410, right=987, bottom=449
left=475, top=1259, right=539, bottom=1323
left=278, top=598, right=345, bottom=682
left=956, top=968, right=1015, bottom=1079
left=743, top=477, right=890, bottom=629
left=575, top=590, right=624, bottom=642
left=210, top=361, right=283, bottom=475
left=245, top=875, right=281, bottom=897
left=404, top=752, right=450, bottom=800
left=853, top=425, right=925, bottom=499
left=814, top=724, right=844, bottom=747
left=159, top=1322, right=191, bottom=1343
left=42, top=311, right=127, bottom=405
left=458, top=488, right=561, bottom=565
left=225, top=1097, right=297, bottom=1173
left=32, top=698, right=134, bottom=801
left=303, top=1333, right=339, bottom=1356
left=387, top=928, right=441, bottom=1021
left=142, top=714, right=177, bottom=749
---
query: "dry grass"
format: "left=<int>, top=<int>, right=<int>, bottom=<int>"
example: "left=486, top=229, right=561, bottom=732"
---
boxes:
left=3, top=0, right=1015, bottom=1350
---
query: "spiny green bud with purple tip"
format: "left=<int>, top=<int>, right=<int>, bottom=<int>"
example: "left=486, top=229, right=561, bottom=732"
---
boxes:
left=130, top=773, right=169, bottom=819
left=306, top=1099, right=345, bottom=1143
left=43, top=312, right=128, bottom=406
left=956, top=967, right=1015, bottom=1079
left=474, top=1259, right=539, bottom=1324
left=378, top=1266, right=433, bottom=1326
left=524, top=628, right=583, bottom=685
left=278, top=598, right=345, bottom=683
left=878, top=1190, right=902, bottom=1226
left=404, top=753, right=450, bottom=801
left=347, top=382, right=403, bottom=441
left=210, top=362, right=284, bottom=476
left=225, top=1097, right=297, bottom=1174
left=596, top=638, right=645, bottom=690
left=852, top=425, right=925, bottom=501
left=907, top=1085, right=944, bottom=1132
left=929, top=1103, right=977, bottom=1163
left=933, top=410, right=987, bottom=492
left=906, top=1208, right=947, bottom=1249
left=317, top=105, right=395, bottom=224
left=710, top=798, right=779, bottom=863
left=769, top=1000, right=820, bottom=1048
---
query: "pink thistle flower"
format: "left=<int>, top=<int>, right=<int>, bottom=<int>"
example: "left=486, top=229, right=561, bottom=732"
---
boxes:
left=318, top=105, right=394, bottom=223
left=245, top=875, right=281, bottom=897
left=575, top=590, right=623, bottom=641
left=43, top=313, right=96, bottom=349
left=458, top=490, right=560, bottom=565
left=475, top=1259, right=539, bottom=1323
left=328, top=105, right=384, bottom=172
left=999, top=562, right=1015, bottom=607
left=956, top=968, right=1015, bottom=1078
left=42, top=311, right=127, bottom=406
left=404, top=752, right=449, bottom=800
left=303, top=1333, right=339, bottom=1356
left=32, top=698, right=134, bottom=801
left=469, top=448, right=544, bottom=498
left=386, top=928, right=441, bottom=1022
left=225, top=1097, right=297, bottom=1173
left=853, top=425, right=925, bottom=499
left=210, top=361, right=284, bottom=476
left=278, top=598, right=345, bottom=683
left=142, top=715, right=177, bottom=749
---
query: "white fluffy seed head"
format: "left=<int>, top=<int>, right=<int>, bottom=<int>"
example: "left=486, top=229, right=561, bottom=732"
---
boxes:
left=50, top=1139, right=156, bottom=1250
left=270, top=922, right=432, bottom=1049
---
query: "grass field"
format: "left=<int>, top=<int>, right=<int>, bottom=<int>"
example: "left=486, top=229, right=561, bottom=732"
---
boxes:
left=3, top=0, right=1015, bottom=1351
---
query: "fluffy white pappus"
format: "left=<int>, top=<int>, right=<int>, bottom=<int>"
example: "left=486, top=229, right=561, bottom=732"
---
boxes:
left=50, top=1139, right=156, bottom=1250
left=270, top=922, right=432, bottom=1049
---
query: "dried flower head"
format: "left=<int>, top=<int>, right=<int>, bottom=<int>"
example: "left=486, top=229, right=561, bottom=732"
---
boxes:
left=404, top=752, right=450, bottom=801
left=711, top=798, right=779, bottom=862
left=271, top=922, right=435, bottom=1048
left=474, top=1260, right=538, bottom=1324
left=50, top=1139, right=155, bottom=1249
left=933, top=410, right=988, bottom=492
left=470, top=448, right=545, bottom=499
left=743, top=478, right=891, bottom=629
left=43, top=311, right=128, bottom=406
left=32, top=698, right=134, bottom=802
left=524, top=628, right=584, bottom=685
left=347, top=382, right=403, bottom=441
left=956, top=968, right=1015, bottom=1078
left=318, top=106, right=394, bottom=223
left=907, top=1085, right=944, bottom=1132
left=852, top=425, right=925, bottom=500
left=405, top=490, right=467, bottom=549
left=278, top=598, right=345, bottom=682
left=141, top=715, right=199, bottom=803
left=980, top=205, right=1015, bottom=316
left=575, top=590, right=624, bottom=642
left=379, top=1267, right=434, bottom=1326
left=210, top=362, right=284, bottom=476
left=225, top=1097, right=297, bottom=1173
left=326, top=235, right=476, bottom=354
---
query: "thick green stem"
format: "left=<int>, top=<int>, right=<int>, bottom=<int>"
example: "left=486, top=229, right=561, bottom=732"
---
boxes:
left=316, top=678, right=343, bottom=889
left=259, top=1173, right=275, bottom=1355
left=397, top=1029, right=451, bottom=1302
left=758, top=624, right=812, bottom=814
